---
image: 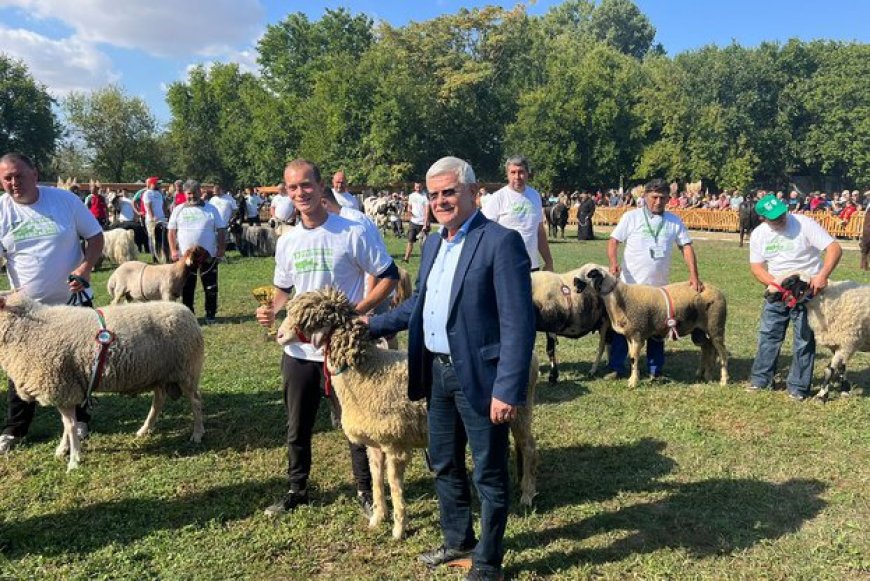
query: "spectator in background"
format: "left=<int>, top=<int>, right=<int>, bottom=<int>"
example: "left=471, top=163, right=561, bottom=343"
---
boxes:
left=207, top=183, right=238, bottom=228
left=730, top=190, right=744, bottom=211
left=171, top=180, right=185, bottom=210
left=404, top=182, right=430, bottom=262
left=810, top=192, right=828, bottom=212
left=839, top=199, right=857, bottom=226
left=143, top=176, right=167, bottom=262
left=85, top=187, right=109, bottom=227
left=332, top=171, right=361, bottom=211
left=270, top=183, right=294, bottom=226
left=244, top=188, right=264, bottom=225
left=787, top=191, right=801, bottom=212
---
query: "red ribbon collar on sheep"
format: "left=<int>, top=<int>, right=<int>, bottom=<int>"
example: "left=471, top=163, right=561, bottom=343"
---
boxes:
left=768, top=282, right=800, bottom=309
left=657, top=287, right=680, bottom=341
left=294, top=327, right=344, bottom=397
left=86, top=309, right=116, bottom=408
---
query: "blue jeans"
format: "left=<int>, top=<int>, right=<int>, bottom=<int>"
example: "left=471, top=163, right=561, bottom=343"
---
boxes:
left=750, top=301, right=815, bottom=396
left=429, top=359, right=510, bottom=575
left=608, top=333, right=665, bottom=377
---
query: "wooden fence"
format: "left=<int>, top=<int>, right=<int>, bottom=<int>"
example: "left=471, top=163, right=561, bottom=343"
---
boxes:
left=570, top=207, right=866, bottom=239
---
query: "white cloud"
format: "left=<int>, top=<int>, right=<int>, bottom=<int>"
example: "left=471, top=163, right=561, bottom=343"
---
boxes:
left=0, top=25, right=118, bottom=93
left=0, top=0, right=264, bottom=58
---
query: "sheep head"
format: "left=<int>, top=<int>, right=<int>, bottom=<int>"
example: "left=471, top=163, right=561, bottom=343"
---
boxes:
left=183, top=246, right=211, bottom=269
left=765, top=273, right=812, bottom=306
left=574, top=263, right=618, bottom=295
left=277, top=287, right=372, bottom=369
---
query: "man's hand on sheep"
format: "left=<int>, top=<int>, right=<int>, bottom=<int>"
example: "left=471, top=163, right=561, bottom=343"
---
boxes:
left=809, top=274, right=829, bottom=295
left=609, top=263, right=621, bottom=278
left=689, top=276, right=705, bottom=293
left=171, top=249, right=181, bottom=262
left=490, top=397, right=517, bottom=425
left=68, top=265, right=92, bottom=293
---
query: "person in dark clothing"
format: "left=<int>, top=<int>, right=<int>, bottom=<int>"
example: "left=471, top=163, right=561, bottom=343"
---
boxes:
left=739, top=191, right=760, bottom=247
left=576, top=191, right=596, bottom=240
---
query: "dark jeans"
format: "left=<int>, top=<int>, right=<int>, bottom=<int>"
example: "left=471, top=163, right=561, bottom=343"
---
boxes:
left=750, top=301, right=815, bottom=396
left=182, top=258, right=219, bottom=318
left=4, top=379, right=91, bottom=437
left=281, top=354, right=371, bottom=494
left=429, top=359, right=510, bottom=574
left=608, top=333, right=665, bottom=377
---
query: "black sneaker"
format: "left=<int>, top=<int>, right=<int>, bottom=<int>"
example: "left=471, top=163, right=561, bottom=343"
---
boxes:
left=418, top=545, right=474, bottom=568
left=465, top=567, right=504, bottom=581
left=264, top=489, right=309, bottom=517
left=356, top=491, right=374, bottom=519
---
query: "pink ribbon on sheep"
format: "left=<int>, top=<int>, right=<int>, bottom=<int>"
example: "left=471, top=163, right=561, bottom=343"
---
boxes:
left=657, top=287, right=680, bottom=341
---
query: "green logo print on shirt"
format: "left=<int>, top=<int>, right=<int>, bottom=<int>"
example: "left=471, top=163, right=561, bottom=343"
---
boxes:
left=511, top=201, right=532, bottom=218
left=764, top=237, right=796, bottom=254
left=12, top=217, right=60, bottom=241
left=293, top=247, right=333, bottom=273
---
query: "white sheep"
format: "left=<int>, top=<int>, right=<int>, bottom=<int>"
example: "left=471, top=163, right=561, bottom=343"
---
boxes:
left=574, top=264, right=728, bottom=388
left=277, top=287, right=539, bottom=540
left=0, top=294, right=205, bottom=470
left=102, top=228, right=138, bottom=265
left=106, top=246, right=209, bottom=303
left=531, top=269, right=609, bottom=383
left=768, top=274, right=870, bottom=400
left=238, top=224, right=278, bottom=257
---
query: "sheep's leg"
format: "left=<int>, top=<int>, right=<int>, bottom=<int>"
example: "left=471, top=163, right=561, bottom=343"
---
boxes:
left=511, top=408, right=538, bottom=507
left=55, top=412, right=71, bottom=459
left=367, top=447, right=387, bottom=529
left=386, top=452, right=409, bottom=540
left=697, top=339, right=716, bottom=382
left=817, top=350, right=848, bottom=402
left=712, top=336, right=729, bottom=385
left=627, top=338, right=643, bottom=388
left=58, top=406, right=81, bottom=471
left=589, top=330, right=606, bottom=376
left=188, top=388, right=205, bottom=443
left=546, top=333, right=558, bottom=384
left=136, top=387, right=167, bottom=438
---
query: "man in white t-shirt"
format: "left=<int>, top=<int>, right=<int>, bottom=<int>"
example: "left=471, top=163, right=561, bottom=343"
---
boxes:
left=0, top=153, right=104, bottom=453
left=207, top=183, right=238, bottom=226
left=168, top=180, right=227, bottom=324
left=748, top=194, right=842, bottom=400
left=606, top=179, right=704, bottom=380
left=482, top=155, right=553, bottom=272
left=256, top=159, right=399, bottom=518
left=332, top=170, right=361, bottom=211
left=403, top=182, right=430, bottom=263
left=244, top=188, right=264, bottom=225
left=270, top=183, right=294, bottom=225
left=478, top=186, right=492, bottom=212
left=142, top=178, right=166, bottom=262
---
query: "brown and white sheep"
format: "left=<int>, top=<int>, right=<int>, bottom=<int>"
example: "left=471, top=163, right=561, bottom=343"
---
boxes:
left=768, top=274, right=870, bottom=400
left=574, top=264, right=728, bottom=388
left=532, top=269, right=609, bottom=383
left=106, top=246, right=209, bottom=304
left=277, top=287, right=539, bottom=539
left=0, top=294, right=205, bottom=470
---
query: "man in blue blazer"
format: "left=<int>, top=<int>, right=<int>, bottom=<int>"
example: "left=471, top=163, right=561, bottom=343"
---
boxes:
left=368, top=157, right=535, bottom=581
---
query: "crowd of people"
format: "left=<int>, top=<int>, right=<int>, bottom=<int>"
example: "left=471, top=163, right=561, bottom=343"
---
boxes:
left=0, top=148, right=861, bottom=580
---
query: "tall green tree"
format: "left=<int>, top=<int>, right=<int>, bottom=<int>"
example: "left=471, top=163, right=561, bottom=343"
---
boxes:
left=0, top=55, right=60, bottom=169
left=587, top=0, right=656, bottom=59
left=64, top=85, right=158, bottom=182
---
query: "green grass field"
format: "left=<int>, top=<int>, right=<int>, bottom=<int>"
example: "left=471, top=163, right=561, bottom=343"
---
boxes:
left=1, top=232, right=868, bottom=580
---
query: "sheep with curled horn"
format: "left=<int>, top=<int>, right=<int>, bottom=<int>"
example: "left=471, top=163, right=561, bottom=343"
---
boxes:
left=574, top=263, right=728, bottom=388
left=277, top=287, right=539, bottom=540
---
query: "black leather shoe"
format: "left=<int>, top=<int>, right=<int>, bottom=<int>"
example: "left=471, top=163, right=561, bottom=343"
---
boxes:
left=264, top=489, right=309, bottom=517
left=418, top=545, right=474, bottom=568
left=356, top=491, right=374, bottom=519
left=465, top=567, right=504, bottom=581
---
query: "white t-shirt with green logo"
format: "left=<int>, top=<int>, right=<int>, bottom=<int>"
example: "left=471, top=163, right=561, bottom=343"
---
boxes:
left=274, top=213, right=394, bottom=361
left=482, top=185, right=544, bottom=269
left=168, top=203, right=227, bottom=257
left=749, top=214, right=834, bottom=277
left=611, top=208, right=692, bottom=287
left=0, top=186, right=103, bottom=305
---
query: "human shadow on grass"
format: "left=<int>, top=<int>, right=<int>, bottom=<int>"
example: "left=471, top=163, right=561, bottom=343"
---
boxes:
left=528, top=438, right=676, bottom=514
left=508, top=477, right=826, bottom=576
left=0, top=477, right=364, bottom=559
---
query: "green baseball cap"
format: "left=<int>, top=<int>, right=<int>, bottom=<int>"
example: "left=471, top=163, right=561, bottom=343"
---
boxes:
left=755, top=194, right=787, bottom=220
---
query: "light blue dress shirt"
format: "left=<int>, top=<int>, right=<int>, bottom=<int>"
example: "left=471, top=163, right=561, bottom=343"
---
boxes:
left=423, top=211, right=479, bottom=355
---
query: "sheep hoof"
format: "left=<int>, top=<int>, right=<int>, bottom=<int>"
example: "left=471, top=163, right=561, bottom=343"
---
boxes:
left=548, top=368, right=559, bottom=384
left=55, top=441, right=68, bottom=459
left=67, top=459, right=80, bottom=471
left=135, top=427, right=152, bottom=438
left=520, top=492, right=537, bottom=507
left=392, top=525, right=405, bottom=540
left=190, top=432, right=203, bottom=444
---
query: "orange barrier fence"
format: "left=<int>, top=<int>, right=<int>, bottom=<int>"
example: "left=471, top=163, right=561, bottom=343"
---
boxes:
left=568, top=207, right=866, bottom=239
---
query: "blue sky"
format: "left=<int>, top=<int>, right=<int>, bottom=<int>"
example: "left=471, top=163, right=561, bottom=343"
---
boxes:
left=0, top=0, right=867, bottom=124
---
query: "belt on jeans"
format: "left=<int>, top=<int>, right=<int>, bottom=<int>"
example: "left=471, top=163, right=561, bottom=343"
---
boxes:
left=433, top=353, right=452, bottom=366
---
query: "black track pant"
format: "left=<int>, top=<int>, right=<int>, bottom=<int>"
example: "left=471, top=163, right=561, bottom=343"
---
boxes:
left=182, top=259, right=219, bottom=319
left=281, top=353, right=371, bottom=494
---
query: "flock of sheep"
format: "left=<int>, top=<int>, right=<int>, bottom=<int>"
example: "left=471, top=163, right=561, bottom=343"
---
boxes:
left=0, top=240, right=867, bottom=538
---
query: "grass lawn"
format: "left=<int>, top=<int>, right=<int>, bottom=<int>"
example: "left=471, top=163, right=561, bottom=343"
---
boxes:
left=1, top=231, right=868, bottom=580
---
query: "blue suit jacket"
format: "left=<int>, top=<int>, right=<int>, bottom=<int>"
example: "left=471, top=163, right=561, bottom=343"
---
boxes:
left=369, top=212, right=535, bottom=416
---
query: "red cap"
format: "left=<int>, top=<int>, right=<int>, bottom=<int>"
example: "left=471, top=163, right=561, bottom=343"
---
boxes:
left=146, top=176, right=160, bottom=187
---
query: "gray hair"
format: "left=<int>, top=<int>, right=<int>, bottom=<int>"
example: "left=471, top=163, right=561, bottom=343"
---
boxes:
left=504, top=154, right=530, bottom=174
left=183, top=179, right=201, bottom=194
left=426, top=156, right=476, bottom=185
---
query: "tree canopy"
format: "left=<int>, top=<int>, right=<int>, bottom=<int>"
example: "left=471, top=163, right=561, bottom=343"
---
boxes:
left=0, top=55, right=60, bottom=170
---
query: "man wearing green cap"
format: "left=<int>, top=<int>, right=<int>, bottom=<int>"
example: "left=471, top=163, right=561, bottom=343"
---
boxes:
left=747, top=194, right=842, bottom=400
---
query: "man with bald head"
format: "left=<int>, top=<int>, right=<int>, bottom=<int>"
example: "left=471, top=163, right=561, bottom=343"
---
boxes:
left=368, top=156, right=535, bottom=581
left=332, top=171, right=360, bottom=211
